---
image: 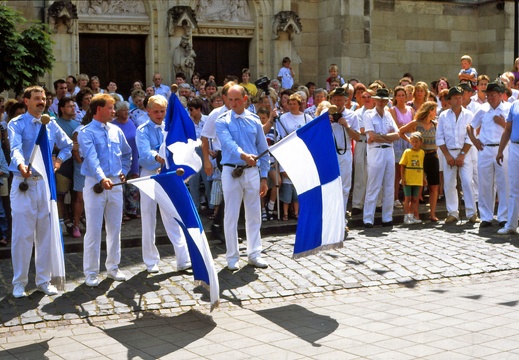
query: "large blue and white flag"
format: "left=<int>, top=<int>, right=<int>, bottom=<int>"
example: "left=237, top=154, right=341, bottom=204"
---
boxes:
left=29, top=123, right=66, bottom=290
left=269, top=113, right=345, bottom=258
left=128, top=172, right=220, bottom=310
left=160, top=94, right=201, bottom=179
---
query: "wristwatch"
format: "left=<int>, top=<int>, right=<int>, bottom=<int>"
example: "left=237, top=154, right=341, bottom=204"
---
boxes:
left=460, top=151, right=466, bottom=155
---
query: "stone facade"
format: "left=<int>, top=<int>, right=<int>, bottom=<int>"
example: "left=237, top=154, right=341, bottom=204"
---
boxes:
left=3, top=0, right=517, bottom=92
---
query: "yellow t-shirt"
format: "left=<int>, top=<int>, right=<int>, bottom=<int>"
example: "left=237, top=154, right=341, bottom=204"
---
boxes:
left=240, top=82, right=258, bottom=98
left=399, top=148, right=424, bottom=186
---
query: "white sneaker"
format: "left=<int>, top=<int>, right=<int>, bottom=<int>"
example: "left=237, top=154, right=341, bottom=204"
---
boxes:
left=36, top=282, right=58, bottom=296
left=227, top=258, right=240, bottom=271
left=177, top=262, right=192, bottom=271
left=411, top=215, right=422, bottom=224
left=12, top=283, right=27, bottom=298
left=248, top=257, right=269, bottom=268
left=498, top=227, right=517, bottom=235
left=147, top=264, right=159, bottom=273
left=404, top=214, right=412, bottom=225
left=85, top=273, right=99, bottom=287
left=394, top=200, right=403, bottom=208
left=107, top=269, right=126, bottom=281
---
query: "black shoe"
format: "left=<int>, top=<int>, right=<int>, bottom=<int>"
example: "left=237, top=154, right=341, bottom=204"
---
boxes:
left=211, top=224, right=225, bottom=243
left=480, top=221, right=492, bottom=228
left=375, top=206, right=382, bottom=213
left=364, top=223, right=373, bottom=228
left=499, top=221, right=507, bottom=228
left=351, top=208, right=362, bottom=216
left=382, top=221, right=393, bottom=227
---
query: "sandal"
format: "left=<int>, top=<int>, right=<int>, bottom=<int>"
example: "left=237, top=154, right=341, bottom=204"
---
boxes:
left=0, top=237, right=7, bottom=246
left=282, top=214, right=288, bottom=221
left=430, top=216, right=439, bottom=222
left=122, top=215, right=131, bottom=222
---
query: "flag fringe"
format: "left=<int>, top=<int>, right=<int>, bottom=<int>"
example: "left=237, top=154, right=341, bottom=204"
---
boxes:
left=292, top=241, right=344, bottom=259
left=51, top=276, right=65, bottom=291
left=194, top=280, right=220, bottom=312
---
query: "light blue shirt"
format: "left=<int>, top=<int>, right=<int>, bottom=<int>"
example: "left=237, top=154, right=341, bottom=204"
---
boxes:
left=153, top=84, right=171, bottom=99
left=8, top=112, right=73, bottom=176
left=215, top=109, right=269, bottom=177
left=136, top=120, right=164, bottom=172
left=507, top=100, right=519, bottom=143
left=78, top=119, right=132, bottom=181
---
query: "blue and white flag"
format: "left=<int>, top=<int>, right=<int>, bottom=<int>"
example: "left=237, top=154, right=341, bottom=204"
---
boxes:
left=129, top=172, right=220, bottom=310
left=160, top=94, right=201, bottom=179
left=269, top=113, right=345, bottom=258
left=29, top=123, right=66, bottom=290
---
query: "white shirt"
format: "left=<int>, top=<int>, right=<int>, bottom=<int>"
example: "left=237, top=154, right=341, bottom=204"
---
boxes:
left=470, top=101, right=511, bottom=145
left=200, top=105, right=229, bottom=151
left=277, top=112, right=309, bottom=139
left=363, top=108, right=398, bottom=149
left=331, top=108, right=360, bottom=150
left=436, top=108, right=474, bottom=149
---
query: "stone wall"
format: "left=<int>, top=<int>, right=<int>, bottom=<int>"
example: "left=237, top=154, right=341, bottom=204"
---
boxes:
left=297, top=0, right=513, bottom=90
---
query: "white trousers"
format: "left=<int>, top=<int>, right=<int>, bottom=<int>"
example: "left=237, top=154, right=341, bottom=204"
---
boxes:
left=364, top=147, right=395, bottom=224
left=506, top=143, right=519, bottom=229
left=441, top=149, right=477, bottom=219
left=470, top=146, right=479, bottom=202
left=140, top=168, right=190, bottom=269
left=11, top=177, right=52, bottom=287
left=338, top=149, right=352, bottom=225
left=222, top=166, right=262, bottom=262
left=83, top=176, right=123, bottom=276
left=352, top=139, right=367, bottom=209
left=477, top=145, right=508, bottom=222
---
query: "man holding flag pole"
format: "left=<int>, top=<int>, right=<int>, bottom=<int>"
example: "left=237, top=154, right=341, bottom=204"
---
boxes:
left=78, top=94, right=132, bottom=287
left=216, top=84, right=270, bottom=271
left=8, top=86, right=72, bottom=298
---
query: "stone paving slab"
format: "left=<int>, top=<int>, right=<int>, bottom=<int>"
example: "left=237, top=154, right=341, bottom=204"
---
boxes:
left=0, top=218, right=517, bottom=329
left=2, top=270, right=519, bottom=358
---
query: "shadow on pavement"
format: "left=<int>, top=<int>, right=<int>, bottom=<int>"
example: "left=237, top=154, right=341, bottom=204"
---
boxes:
left=2, top=339, right=51, bottom=359
left=102, top=310, right=216, bottom=359
left=212, top=265, right=259, bottom=305
left=255, top=304, right=339, bottom=347
left=0, top=291, right=44, bottom=326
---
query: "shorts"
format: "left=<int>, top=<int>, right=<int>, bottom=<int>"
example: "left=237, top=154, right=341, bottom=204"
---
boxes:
left=423, top=152, right=440, bottom=185
left=0, top=181, right=7, bottom=197
left=56, top=172, right=72, bottom=194
left=73, top=160, right=85, bottom=192
left=403, top=185, right=421, bottom=197
left=210, top=179, right=223, bottom=206
left=280, top=183, right=298, bottom=204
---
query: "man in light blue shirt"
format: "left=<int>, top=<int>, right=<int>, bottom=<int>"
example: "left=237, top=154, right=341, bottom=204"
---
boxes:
left=78, top=93, right=132, bottom=287
left=216, top=84, right=270, bottom=271
left=9, top=86, right=73, bottom=298
left=135, top=95, right=190, bottom=273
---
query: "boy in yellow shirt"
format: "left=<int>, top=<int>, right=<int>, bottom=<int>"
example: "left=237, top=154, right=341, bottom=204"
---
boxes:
left=399, top=132, right=425, bottom=225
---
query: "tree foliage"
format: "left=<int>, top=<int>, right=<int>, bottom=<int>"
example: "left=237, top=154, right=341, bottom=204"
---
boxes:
left=0, top=5, right=55, bottom=94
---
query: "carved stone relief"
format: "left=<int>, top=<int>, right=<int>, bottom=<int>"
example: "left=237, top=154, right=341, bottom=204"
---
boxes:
left=78, top=0, right=146, bottom=16
left=272, top=11, right=302, bottom=40
left=194, top=0, right=251, bottom=22
left=47, top=0, right=78, bottom=34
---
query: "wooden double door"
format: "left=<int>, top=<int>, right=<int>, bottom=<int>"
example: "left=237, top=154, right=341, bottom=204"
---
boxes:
left=79, top=34, right=146, bottom=100
left=193, top=37, right=250, bottom=84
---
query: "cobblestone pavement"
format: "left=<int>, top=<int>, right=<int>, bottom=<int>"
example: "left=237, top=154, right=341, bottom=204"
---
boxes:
left=0, top=219, right=518, bottom=329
